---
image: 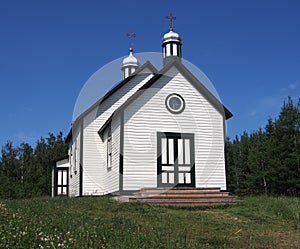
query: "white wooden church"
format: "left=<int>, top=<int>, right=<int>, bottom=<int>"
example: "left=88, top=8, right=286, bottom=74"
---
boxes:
left=52, top=15, right=233, bottom=200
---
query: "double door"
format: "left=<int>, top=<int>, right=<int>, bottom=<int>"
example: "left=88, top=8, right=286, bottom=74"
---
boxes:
left=55, top=168, right=68, bottom=196
left=157, top=132, right=195, bottom=187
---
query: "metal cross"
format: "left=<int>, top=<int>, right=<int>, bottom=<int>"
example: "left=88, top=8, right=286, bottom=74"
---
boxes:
left=127, top=32, right=136, bottom=52
left=165, top=12, right=176, bottom=31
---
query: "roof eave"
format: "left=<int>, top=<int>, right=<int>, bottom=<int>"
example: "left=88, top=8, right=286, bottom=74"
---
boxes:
left=72, top=61, right=158, bottom=126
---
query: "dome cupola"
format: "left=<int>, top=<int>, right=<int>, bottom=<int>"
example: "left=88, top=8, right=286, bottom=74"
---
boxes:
left=122, top=32, right=140, bottom=80
left=162, top=12, right=182, bottom=65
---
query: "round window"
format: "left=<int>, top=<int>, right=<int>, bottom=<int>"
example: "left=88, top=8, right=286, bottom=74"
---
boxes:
left=165, top=94, right=185, bottom=114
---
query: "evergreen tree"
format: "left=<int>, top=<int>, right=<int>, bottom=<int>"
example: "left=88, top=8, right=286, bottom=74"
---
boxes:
left=225, top=137, right=236, bottom=193
left=35, top=132, right=68, bottom=196
left=0, top=132, right=68, bottom=198
left=18, top=143, right=40, bottom=197
left=247, top=129, right=269, bottom=195
left=269, top=97, right=300, bottom=195
left=226, top=97, right=300, bottom=196
left=0, top=141, right=20, bottom=198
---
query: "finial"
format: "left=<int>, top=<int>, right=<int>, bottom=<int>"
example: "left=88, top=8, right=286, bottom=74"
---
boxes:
left=165, top=11, right=176, bottom=31
left=127, top=32, right=136, bottom=53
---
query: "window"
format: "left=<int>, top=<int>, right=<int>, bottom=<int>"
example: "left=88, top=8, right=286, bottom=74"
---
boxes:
left=107, top=128, right=112, bottom=169
left=74, top=140, right=77, bottom=174
left=69, top=146, right=73, bottom=173
left=165, top=93, right=185, bottom=114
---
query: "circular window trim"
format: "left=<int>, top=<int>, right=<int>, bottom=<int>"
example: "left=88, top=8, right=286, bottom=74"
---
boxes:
left=165, top=93, right=185, bottom=114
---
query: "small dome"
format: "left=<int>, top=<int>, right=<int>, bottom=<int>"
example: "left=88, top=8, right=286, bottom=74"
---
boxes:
left=162, top=30, right=181, bottom=44
left=122, top=51, right=139, bottom=68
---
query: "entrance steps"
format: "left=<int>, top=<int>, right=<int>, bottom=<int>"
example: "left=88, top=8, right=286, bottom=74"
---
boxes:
left=129, top=188, right=238, bottom=206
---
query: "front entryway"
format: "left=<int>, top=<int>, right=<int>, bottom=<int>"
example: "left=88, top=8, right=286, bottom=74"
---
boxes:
left=157, top=132, right=195, bottom=187
left=54, top=167, right=69, bottom=196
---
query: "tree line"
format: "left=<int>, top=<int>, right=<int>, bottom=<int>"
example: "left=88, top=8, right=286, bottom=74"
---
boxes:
left=0, top=132, right=68, bottom=198
left=0, top=97, right=299, bottom=199
left=226, top=97, right=300, bottom=196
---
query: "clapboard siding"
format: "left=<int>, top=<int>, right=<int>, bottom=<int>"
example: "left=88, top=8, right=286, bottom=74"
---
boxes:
left=81, top=71, right=154, bottom=195
left=123, top=66, right=226, bottom=191
left=82, top=108, right=104, bottom=195
left=69, top=125, right=81, bottom=197
left=102, top=115, right=120, bottom=194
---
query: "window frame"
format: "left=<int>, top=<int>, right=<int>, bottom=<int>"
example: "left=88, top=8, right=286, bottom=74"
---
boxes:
left=165, top=93, right=185, bottom=114
left=107, top=126, right=112, bottom=170
left=74, top=139, right=77, bottom=174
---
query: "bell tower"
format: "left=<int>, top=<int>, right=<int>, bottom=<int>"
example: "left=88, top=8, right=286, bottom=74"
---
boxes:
left=162, top=12, right=182, bottom=65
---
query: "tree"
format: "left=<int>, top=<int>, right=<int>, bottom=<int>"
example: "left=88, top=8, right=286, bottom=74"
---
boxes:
left=35, top=132, right=68, bottom=196
left=0, top=132, right=68, bottom=198
left=226, top=97, right=300, bottom=196
left=0, top=141, right=21, bottom=198
left=269, top=97, right=300, bottom=195
left=18, top=142, right=40, bottom=197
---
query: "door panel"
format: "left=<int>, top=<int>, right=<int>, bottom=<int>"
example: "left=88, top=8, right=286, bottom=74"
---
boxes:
left=157, top=132, right=195, bottom=187
left=55, top=168, right=69, bottom=196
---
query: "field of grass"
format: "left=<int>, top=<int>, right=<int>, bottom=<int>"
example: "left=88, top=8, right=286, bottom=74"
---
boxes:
left=0, top=196, right=299, bottom=248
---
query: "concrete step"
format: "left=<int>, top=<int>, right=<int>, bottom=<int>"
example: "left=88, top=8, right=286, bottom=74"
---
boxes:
left=129, top=188, right=238, bottom=206
left=138, top=188, right=221, bottom=194
left=131, top=196, right=237, bottom=203
left=142, top=201, right=236, bottom=207
left=134, top=193, right=230, bottom=199
left=130, top=198, right=237, bottom=206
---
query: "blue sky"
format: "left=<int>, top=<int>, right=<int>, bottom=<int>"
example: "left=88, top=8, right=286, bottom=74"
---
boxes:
left=0, top=0, right=299, bottom=147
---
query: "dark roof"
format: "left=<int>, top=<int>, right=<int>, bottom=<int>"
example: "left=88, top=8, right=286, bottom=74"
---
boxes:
left=66, top=61, right=158, bottom=143
left=99, top=59, right=233, bottom=134
left=52, top=154, right=69, bottom=163
left=65, top=128, right=72, bottom=143
left=73, top=61, right=158, bottom=124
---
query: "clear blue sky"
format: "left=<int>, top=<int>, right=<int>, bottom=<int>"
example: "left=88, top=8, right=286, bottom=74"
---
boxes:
left=0, top=0, right=299, bottom=147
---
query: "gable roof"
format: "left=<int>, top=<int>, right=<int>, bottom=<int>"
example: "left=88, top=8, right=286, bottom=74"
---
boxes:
left=99, top=59, right=233, bottom=134
left=66, top=61, right=158, bottom=143
left=74, top=61, right=158, bottom=124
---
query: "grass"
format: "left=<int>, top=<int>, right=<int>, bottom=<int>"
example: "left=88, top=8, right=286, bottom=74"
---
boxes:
left=0, top=196, right=299, bottom=248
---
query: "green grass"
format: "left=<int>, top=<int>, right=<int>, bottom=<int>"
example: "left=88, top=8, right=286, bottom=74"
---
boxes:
left=0, top=196, right=299, bottom=248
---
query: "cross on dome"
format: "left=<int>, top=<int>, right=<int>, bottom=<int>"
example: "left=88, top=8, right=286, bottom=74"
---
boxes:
left=127, top=32, right=136, bottom=52
left=165, top=11, right=176, bottom=31
left=122, top=32, right=139, bottom=80
left=162, top=11, right=182, bottom=65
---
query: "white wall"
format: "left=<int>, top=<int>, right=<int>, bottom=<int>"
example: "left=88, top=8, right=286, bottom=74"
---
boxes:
left=68, top=126, right=81, bottom=197
left=123, top=66, right=226, bottom=191
left=81, top=70, right=154, bottom=195
left=102, top=116, right=120, bottom=194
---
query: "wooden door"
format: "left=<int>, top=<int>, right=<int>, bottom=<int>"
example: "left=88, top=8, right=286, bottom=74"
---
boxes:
left=157, top=132, right=195, bottom=187
left=55, top=168, right=69, bottom=196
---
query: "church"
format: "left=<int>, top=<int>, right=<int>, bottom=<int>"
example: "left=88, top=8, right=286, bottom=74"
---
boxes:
left=52, top=14, right=233, bottom=200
